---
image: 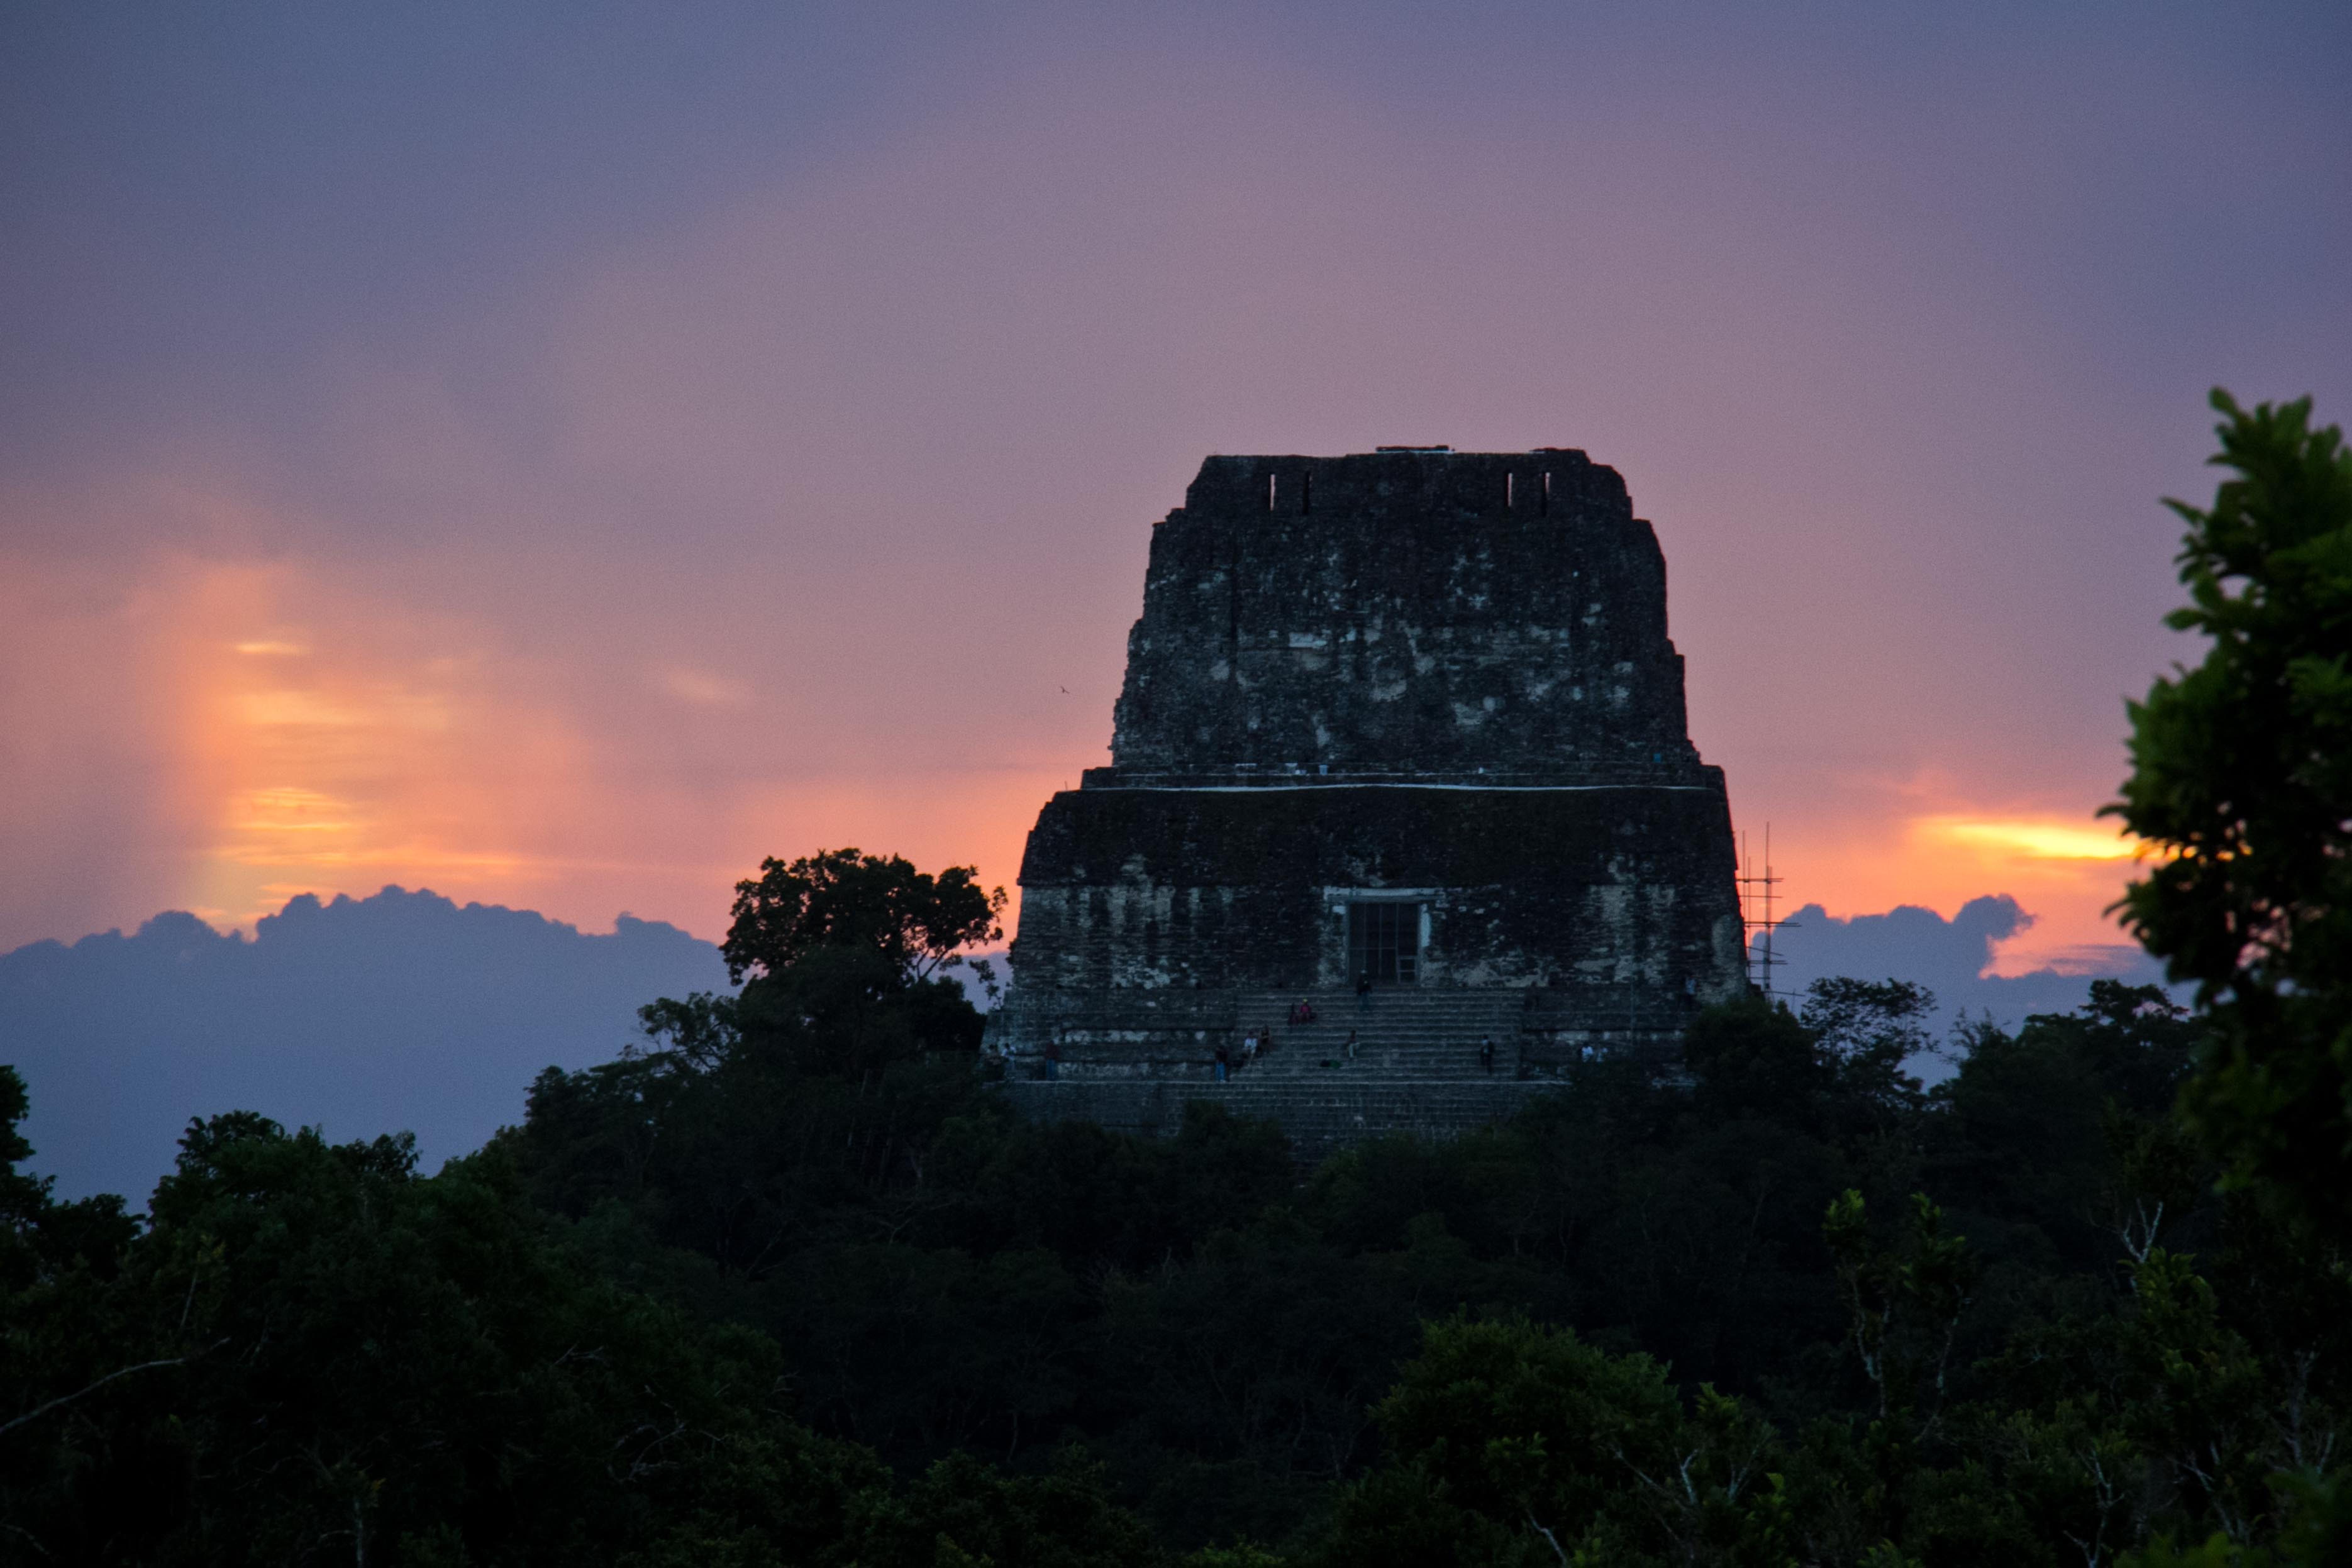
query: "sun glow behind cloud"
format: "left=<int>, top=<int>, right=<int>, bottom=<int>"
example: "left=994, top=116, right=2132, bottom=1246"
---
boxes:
left=180, top=579, right=1061, bottom=935
left=1906, top=813, right=2150, bottom=974
left=121, top=558, right=579, bottom=931
left=1754, top=796, right=2154, bottom=982
left=1920, top=816, right=2144, bottom=862
left=0, top=538, right=1066, bottom=947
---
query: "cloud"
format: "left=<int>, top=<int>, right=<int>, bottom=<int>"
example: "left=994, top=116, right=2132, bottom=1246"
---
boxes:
left=1743, top=790, right=2164, bottom=986
left=1761, top=894, right=2176, bottom=1046
left=0, top=886, right=732, bottom=1203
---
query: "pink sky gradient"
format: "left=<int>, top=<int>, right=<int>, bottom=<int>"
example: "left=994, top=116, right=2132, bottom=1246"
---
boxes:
left=3, top=3, right=2345, bottom=975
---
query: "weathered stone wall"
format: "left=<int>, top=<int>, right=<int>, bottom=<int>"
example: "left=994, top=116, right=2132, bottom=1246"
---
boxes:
left=1010, top=782, right=1744, bottom=995
left=1109, top=449, right=1696, bottom=781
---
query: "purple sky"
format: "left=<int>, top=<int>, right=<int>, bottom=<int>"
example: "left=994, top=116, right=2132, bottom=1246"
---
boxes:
left=3, top=1, right=2347, bottom=972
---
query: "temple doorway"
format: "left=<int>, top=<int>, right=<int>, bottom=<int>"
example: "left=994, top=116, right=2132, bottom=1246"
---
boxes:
left=1346, top=901, right=1420, bottom=986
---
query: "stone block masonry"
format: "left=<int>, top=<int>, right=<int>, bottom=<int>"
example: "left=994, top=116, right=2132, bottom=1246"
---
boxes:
left=990, top=447, right=1746, bottom=1155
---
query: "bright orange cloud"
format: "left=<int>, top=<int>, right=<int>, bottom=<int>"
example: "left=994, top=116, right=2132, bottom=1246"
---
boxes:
left=1743, top=793, right=2153, bottom=982
left=1917, top=815, right=2144, bottom=863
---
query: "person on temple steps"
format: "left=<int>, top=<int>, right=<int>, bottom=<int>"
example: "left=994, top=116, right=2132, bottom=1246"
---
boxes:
left=1478, top=1035, right=1495, bottom=1074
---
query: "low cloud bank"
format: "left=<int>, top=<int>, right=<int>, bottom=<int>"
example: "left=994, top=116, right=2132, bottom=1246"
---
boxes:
left=1762, top=895, right=2177, bottom=1042
left=4, top=887, right=2177, bottom=1202
left=1, top=888, right=731, bottom=1203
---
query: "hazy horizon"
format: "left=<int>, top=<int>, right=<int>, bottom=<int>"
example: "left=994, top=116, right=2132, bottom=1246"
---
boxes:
left=5, top=878, right=2170, bottom=1203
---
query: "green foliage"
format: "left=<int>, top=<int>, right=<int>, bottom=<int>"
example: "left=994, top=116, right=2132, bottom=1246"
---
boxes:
left=1322, top=1315, right=1771, bottom=1565
left=1312, top=1316, right=1817, bottom=1567
left=2125, top=1533, right=2277, bottom=1568
left=1683, top=980, right=1930, bottom=1139
left=7, top=952, right=2344, bottom=1562
left=0, top=1091, right=1165, bottom=1565
left=1822, top=1190, right=1978, bottom=1427
left=493, top=947, right=2352, bottom=1559
left=0, top=1062, right=136, bottom=1296
left=1925, top=980, right=2206, bottom=1276
left=1683, top=995, right=1831, bottom=1124
left=2109, top=389, right=2352, bottom=1243
left=1182, top=1547, right=1290, bottom=1568
left=4, top=1106, right=885, bottom=1562
left=510, top=966, right=989, bottom=1270
left=866, top=1448, right=1164, bottom=1568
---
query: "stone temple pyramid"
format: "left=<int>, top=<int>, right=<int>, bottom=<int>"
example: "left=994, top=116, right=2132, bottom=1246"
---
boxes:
left=989, top=447, right=1747, bottom=1160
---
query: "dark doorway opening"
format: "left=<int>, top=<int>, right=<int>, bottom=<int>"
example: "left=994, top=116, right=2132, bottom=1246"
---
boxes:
left=1347, top=901, right=1420, bottom=986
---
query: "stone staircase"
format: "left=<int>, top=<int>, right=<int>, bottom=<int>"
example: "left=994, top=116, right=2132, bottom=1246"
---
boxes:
left=1002, top=986, right=1576, bottom=1163
left=1223, top=987, right=1529, bottom=1080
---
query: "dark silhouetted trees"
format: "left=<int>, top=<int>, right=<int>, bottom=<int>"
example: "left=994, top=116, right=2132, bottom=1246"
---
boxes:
left=2109, top=390, right=2352, bottom=1248
left=722, top=846, right=1005, bottom=987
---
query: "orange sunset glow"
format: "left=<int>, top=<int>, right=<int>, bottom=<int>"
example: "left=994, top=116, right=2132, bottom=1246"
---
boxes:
left=76, top=554, right=1063, bottom=942
left=8, top=534, right=2159, bottom=982
left=4, top=3, right=2341, bottom=1000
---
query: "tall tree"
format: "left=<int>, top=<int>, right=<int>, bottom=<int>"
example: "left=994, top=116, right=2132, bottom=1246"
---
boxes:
left=2108, top=390, right=2352, bottom=1242
left=722, top=847, right=1006, bottom=987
